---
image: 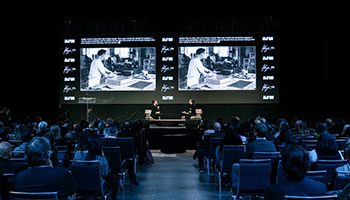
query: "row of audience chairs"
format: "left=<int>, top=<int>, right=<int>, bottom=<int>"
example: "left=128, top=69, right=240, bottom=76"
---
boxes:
left=5, top=137, right=137, bottom=200
left=211, top=144, right=350, bottom=199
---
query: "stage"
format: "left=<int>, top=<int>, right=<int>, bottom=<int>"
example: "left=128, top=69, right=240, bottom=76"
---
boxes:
left=144, top=119, right=200, bottom=151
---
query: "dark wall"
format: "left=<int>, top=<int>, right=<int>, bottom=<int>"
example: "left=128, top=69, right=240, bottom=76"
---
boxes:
left=2, top=0, right=349, bottom=123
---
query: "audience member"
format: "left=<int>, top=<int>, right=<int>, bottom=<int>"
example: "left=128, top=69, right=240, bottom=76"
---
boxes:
left=0, top=141, right=27, bottom=174
left=37, top=121, right=49, bottom=136
left=11, top=123, right=25, bottom=140
left=309, top=132, right=343, bottom=163
left=336, top=145, right=350, bottom=173
left=14, top=137, right=77, bottom=200
left=13, top=130, right=32, bottom=152
left=73, top=129, right=110, bottom=182
left=264, top=144, right=327, bottom=199
left=246, top=123, right=276, bottom=158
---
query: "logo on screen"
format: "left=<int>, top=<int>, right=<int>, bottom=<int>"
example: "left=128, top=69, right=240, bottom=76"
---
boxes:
left=162, top=96, right=174, bottom=101
left=64, top=96, right=75, bottom=101
left=162, top=57, right=173, bottom=61
left=161, top=65, right=174, bottom=73
left=262, top=84, right=275, bottom=92
left=162, top=37, right=174, bottom=42
left=63, top=47, right=76, bottom=55
left=261, top=45, right=275, bottom=53
left=64, top=77, right=75, bottom=82
left=262, top=56, right=274, bottom=60
left=262, top=76, right=274, bottom=80
left=261, top=64, right=275, bottom=72
left=162, top=76, right=174, bottom=81
left=161, top=46, right=174, bottom=54
left=63, top=85, right=76, bottom=93
left=263, top=95, right=274, bottom=100
left=161, top=84, right=175, bottom=92
left=64, top=58, right=75, bottom=63
left=64, top=39, right=75, bottom=44
left=63, top=66, right=76, bottom=74
left=262, top=36, right=274, bottom=41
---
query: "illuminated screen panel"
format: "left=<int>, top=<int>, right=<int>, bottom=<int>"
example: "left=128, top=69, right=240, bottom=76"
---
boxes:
left=59, top=35, right=278, bottom=104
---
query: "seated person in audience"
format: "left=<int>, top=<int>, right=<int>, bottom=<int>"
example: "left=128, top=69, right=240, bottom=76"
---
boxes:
left=192, top=120, right=214, bottom=164
left=0, top=124, right=9, bottom=142
left=231, top=123, right=275, bottom=192
left=309, top=132, right=343, bottom=163
left=73, top=129, right=110, bottom=185
left=246, top=123, right=277, bottom=158
left=13, top=130, right=32, bottom=152
left=195, top=122, right=226, bottom=172
left=336, top=145, right=350, bottom=173
left=14, top=137, right=77, bottom=200
left=0, top=141, right=27, bottom=174
left=264, top=144, right=327, bottom=200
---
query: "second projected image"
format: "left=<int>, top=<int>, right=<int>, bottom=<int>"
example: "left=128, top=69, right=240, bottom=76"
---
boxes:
left=80, top=47, right=156, bottom=91
left=178, top=46, right=256, bottom=91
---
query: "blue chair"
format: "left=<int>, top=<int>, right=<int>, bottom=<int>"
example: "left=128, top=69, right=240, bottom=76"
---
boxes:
left=236, top=159, right=271, bottom=198
left=9, top=191, right=58, bottom=200
left=316, top=160, right=347, bottom=184
left=70, top=160, right=106, bottom=199
left=253, top=152, right=281, bottom=184
left=306, top=170, right=327, bottom=185
left=334, top=171, right=350, bottom=190
left=102, top=137, right=137, bottom=174
left=218, top=145, right=246, bottom=193
left=206, top=137, right=223, bottom=174
left=102, top=146, right=127, bottom=189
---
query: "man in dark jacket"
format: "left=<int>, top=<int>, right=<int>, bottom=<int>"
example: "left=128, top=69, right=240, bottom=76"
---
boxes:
left=246, top=123, right=276, bottom=158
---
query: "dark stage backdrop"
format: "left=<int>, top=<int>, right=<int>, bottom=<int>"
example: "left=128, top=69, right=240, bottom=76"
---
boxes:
left=2, top=1, right=349, bottom=123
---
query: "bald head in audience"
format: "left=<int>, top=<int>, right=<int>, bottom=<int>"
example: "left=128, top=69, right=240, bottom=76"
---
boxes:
left=0, top=141, right=11, bottom=160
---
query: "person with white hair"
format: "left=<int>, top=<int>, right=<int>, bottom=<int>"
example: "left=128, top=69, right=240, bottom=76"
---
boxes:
left=37, top=121, right=48, bottom=136
left=14, top=137, right=77, bottom=200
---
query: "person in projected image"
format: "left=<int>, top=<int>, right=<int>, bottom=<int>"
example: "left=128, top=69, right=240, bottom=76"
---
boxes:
left=88, top=49, right=115, bottom=88
left=186, top=48, right=213, bottom=89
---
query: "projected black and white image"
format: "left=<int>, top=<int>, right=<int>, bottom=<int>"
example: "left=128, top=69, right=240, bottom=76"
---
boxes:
left=178, top=46, right=256, bottom=91
left=80, top=47, right=156, bottom=91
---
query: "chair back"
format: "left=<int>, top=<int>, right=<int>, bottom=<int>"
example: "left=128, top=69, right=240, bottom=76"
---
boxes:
left=306, top=170, right=327, bottom=185
left=276, top=160, right=287, bottom=184
left=102, top=146, right=123, bottom=174
left=208, top=137, right=223, bottom=160
left=11, top=151, right=26, bottom=158
left=254, top=152, right=281, bottom=184
left=9, top=191, right=58, bottom=200
left=102, top=137, right=135, bottom=160
left=238, top=159, right=271, bottom=196
left=221, top=145, right=246, bottom=173
left=316, top=159, right=347, bottom=184
left=284, top=194, right=338, bottom=200
left=334, top=171, right=350, bottom=190
left=70, top=160, right=104, bottom=198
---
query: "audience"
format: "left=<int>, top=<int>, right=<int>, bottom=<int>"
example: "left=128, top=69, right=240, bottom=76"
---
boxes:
left=264, top=144, right=327, bottom=199
left=14, top=137, right=77, bottom=200
left=1, top=110, right=350, bottom=200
